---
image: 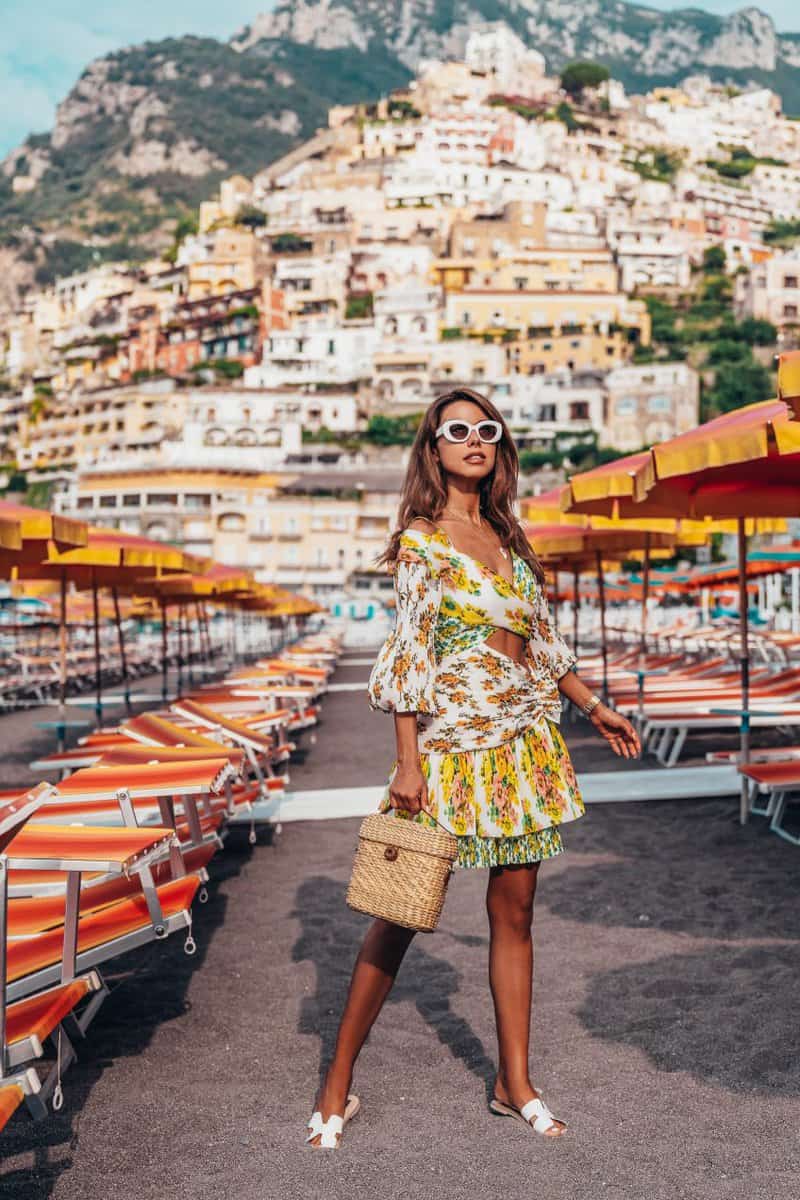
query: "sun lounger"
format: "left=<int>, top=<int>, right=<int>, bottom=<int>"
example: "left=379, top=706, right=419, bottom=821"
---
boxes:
left=740, top=760, right=800, bottom=845
left=0, top=1068, right=41, bottom=1131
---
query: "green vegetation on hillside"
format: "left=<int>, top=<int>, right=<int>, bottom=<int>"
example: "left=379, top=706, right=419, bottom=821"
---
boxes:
left=628, top=146, right=683, bottom=183
left=560, top=61, right=610, bottom=100
left=640, top=252, right=777, bottom=418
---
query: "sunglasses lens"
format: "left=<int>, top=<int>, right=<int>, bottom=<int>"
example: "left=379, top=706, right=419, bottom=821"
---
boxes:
left=446, top=422, right=471, bottom=441
left=477, top=421, right=501, bottom=442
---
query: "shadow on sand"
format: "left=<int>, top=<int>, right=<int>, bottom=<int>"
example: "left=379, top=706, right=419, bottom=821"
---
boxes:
left=291, top=875, right=498, bottom=1104
left=544, top=797, right=800, bottom=941
left=579, top=941, right=800, bottom=1095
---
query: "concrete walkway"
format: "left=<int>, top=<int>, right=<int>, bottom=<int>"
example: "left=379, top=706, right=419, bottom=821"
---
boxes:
left=2, top=651, right=798, bottom=1199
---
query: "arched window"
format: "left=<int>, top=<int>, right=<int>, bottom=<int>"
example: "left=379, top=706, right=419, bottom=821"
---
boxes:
left=217, top=512, right=246, bottom=532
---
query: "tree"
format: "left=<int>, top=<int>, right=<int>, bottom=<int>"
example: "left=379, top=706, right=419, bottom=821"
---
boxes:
left=702, top=244, right=726, bottom=273
left=705, top=338, right=751, bottom=366
left=560, top=61, right=610, bottom=100
left=235, top=204, right=267, bottom=229
left=737, top=317, right=778, bottom=346
left=364, top=413, right=421, bottom=446
left=705, top=359, right=773, bottom=415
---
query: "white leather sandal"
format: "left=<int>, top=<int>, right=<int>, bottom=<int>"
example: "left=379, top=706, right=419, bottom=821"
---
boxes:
left=489, top=1090, right=566, bottom=1136
left=305, top=1092, right=360, bottom=1149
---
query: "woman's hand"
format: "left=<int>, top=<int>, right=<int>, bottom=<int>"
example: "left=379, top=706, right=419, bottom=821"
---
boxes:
left=389, top=760, right=428, bottom=815
left=589, top=703, right=641, bottom=759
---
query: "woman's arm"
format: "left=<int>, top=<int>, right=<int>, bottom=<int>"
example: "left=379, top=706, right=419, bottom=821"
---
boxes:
left=389, top=713, right=428, bottom=815
left=558, top=670, right=641, bottom=759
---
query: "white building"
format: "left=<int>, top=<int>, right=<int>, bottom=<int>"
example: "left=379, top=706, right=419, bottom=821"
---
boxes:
left=607, top=221, right=691, bottom=290
left=464, top=27, right=546, bottom=95
left=604, top=362, right=699, bottom=451
left=245, top=323, right=380, bottom=389
left=735, top=251, right=800, bottom=328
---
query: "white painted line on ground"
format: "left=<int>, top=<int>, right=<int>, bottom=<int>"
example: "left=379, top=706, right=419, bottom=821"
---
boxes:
left=337, top=657, right=379, bottom=666
left=228, top=766, right=740, bottom=825
left=327, top=682, right=371, bottom=692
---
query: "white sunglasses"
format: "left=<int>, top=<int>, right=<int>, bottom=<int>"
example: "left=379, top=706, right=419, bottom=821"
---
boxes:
left=435, top=418, right=503, bottom=444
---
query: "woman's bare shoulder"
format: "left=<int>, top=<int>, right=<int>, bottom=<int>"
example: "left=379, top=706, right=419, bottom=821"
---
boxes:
left=406, top=517, right=437, bottom=535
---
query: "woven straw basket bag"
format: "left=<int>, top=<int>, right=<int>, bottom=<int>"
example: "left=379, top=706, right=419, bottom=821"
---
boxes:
left=346, top=811, right=459, bottom=932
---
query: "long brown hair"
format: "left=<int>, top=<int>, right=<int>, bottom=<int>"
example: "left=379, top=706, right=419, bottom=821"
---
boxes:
left=375, top=387, right=545, bottom=583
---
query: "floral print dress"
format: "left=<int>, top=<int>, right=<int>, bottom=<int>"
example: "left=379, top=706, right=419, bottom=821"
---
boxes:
left=367, top=524, right=585, bottom=869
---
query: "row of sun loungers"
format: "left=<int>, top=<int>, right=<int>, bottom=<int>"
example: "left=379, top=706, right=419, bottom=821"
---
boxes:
left=578, top=644, right=800, bottom=842
left=0, top=630, right=342, bottom=1138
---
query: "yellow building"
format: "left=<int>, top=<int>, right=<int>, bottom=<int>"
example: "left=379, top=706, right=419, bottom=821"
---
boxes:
left=67, top=467, right=288, bottom=570
left=443, top=285, right=649, bottom=333
left=15, top=385, right=189, bottom=472
left=187, top=229, right=268, bottom=300
left=60, top=466, right=402, bottom=595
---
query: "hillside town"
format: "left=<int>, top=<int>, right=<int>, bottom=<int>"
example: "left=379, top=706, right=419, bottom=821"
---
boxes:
left=2, top=27, right=798, bottom=606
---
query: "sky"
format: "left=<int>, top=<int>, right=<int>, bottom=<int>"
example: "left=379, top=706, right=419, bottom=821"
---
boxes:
left=1, top=0, right=798, bottom=158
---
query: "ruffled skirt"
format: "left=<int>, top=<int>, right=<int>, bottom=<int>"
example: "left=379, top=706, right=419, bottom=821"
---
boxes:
left=377, top=718, right=585, bottom=867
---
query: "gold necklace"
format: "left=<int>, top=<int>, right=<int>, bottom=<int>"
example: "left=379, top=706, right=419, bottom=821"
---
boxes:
left=439, top=508, right=509, bottom=559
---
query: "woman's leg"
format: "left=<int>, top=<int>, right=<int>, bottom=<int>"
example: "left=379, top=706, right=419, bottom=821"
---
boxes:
left=308, top=916, right=416, bottom=1145
left=485, top=861, right=566, bottom=1136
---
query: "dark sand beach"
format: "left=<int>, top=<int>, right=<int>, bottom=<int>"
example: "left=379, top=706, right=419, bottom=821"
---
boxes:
left=1, top=648, right=798, bottom=1199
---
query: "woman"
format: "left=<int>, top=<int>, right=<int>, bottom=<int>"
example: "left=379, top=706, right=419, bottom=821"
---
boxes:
left=305, top=388, right=640, bottom=1149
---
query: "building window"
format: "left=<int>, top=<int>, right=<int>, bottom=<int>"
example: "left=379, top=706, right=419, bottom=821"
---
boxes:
left=569, top=402, right=589, bottom=421
left=784, top=276, right=798, bottom=289
left=648, top=395, right=671, bottom=413
left=217, top=513, right=246, bottom=532
left=784, top=304, right=798, bottom=319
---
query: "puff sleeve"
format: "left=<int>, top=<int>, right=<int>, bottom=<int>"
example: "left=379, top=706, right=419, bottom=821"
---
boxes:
left=527, top=583, right=577, bottom=683
left=367, top=533, right=441, bottom=715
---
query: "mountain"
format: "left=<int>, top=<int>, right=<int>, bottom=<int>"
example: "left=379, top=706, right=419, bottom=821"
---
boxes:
left=2, top=1, right=800, bottom=312
left=237, top=1, right=800, bottom=100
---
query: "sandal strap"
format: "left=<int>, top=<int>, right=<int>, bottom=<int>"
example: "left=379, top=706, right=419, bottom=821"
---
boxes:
left=305, top=1110, right=344, bottom=1148
left=520, top=1096, right=557, bottom=1133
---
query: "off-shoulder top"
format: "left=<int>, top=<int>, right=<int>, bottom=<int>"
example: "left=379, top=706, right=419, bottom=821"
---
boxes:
left=367, top=524, right=577, bottom=752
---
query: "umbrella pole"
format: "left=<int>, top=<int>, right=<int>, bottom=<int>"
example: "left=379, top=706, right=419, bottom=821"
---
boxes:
left=161, top=600, right=169, bottom=704
left=176, top=604, right=184, bottom=697
left=91, top=568, right=102, bottom=729
left=596, top=551, right=608, bottom=704
left=737, top=517, right=751, bottom=826
left=637, top=532, right=651, bottom=725
left=58, top=570, right=68, bottom=752
left=792, top=568, right=800, bottom=635
left=112, top=586, right=131, bottom=713
left=201, top=603, right=212, bottom=668
left=572, top=568, right=579, bottom=655
left=551, top=571, right=559, bottom=633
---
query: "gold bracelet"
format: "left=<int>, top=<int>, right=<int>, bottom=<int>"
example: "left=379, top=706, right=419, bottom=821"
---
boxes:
left=582, top=694, right=602, bottom=717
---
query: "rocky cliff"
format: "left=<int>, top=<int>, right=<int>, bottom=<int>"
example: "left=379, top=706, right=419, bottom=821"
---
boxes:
left=2, top=1, right=800, bottom=310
